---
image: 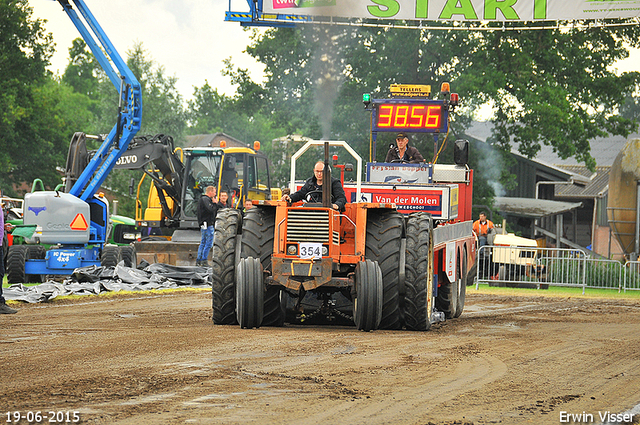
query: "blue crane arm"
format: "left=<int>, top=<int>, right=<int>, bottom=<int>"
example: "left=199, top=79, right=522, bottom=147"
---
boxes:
left=57, top=0, right=142, bottom=202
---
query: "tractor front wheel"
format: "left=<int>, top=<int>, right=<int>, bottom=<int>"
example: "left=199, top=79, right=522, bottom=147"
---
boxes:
left=236, top=257, right=264, bottom=329
left=241, top=207, right=283, bottom=326
left=101, top=245, right=122, bottom=267
left=353, top=260, right=383, bottom=332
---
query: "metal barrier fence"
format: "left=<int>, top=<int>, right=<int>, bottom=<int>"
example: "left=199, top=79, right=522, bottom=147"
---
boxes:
left=473, top=245, right=640, bottom=293
left=623, top=261, right=640, bottom=292
left=474, top=245, right=594, bottom=293
left=583, top=258, right=624, bottom=291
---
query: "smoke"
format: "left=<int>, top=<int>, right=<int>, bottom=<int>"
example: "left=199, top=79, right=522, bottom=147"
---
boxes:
left=306, top=27, right=344, bottom=139
left=476, top=140, right=506, bottom=197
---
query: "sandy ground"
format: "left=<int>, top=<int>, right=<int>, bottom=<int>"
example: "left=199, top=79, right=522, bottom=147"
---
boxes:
left=2, top=289, right=640, bottom=425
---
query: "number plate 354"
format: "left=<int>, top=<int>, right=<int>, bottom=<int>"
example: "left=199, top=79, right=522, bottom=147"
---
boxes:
left=299, top=243, right=322, bottom=259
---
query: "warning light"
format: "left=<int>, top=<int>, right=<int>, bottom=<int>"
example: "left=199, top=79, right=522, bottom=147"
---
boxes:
left=253, top=141, right=261, bottom=151
left=362, top=93, right=371, bottom=108
left=450, top=93, right=459, bottom=107
left=220, top=140, right=227, bottom=148
left=69, top=213, right=88, bottom=231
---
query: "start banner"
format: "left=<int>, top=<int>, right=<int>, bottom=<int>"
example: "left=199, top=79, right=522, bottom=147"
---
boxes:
left=265, top=0, right=640, bottom=21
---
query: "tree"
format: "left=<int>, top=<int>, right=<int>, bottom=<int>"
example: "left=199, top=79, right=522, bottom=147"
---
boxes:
left=187, top=77, right=290, bottom=187
left=126, top=43, right=187, bottom=138
left=0, top=1, right=76, bottom=194
left=187, top=81, right=235, bottom=135
left=453, top=24, right=640, bottom=171
left=621, top=91, right=640, bottom=123
left=62, top=38, right=101, bottom=101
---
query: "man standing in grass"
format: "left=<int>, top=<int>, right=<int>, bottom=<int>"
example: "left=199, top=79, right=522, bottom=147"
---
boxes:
left=0, top=201, right=17, bottom=314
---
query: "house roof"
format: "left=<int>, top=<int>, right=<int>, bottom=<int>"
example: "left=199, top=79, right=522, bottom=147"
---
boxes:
left=464, top=121, right=639, bottom=167
left=534, top=134, right=639, bottom=167
left=494, top=196, right=583, bottom=218
left=554, top=165, right=609, bottom=199
left=182, top=133, right=248, bottom=148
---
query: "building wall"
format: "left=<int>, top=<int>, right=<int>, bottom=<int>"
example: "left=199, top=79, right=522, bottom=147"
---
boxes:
left=593, top=225, right=625, bottom=260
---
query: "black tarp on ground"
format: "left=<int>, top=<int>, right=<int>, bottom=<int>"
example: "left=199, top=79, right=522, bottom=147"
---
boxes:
left=3, top=262, right=212, bottom=303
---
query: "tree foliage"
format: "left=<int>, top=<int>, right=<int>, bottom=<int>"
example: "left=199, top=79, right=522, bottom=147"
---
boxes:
left=187, top=66, right=290, bottom=186
left=62, top=38, right=101, bottom=101
left=0, top=1, right=75, bottom=195
left=456, top=24, right=640, bottom=170
left=60, top=39, right=190, bottom=216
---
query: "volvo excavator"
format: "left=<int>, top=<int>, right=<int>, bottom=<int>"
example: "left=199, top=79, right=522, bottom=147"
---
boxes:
left=78, top=133, right=279, bottom=266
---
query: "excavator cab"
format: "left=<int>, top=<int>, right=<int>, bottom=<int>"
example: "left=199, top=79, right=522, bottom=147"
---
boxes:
left=177, top=148, right=274, bottom=227
left=181, top=150, right=223, bottom=222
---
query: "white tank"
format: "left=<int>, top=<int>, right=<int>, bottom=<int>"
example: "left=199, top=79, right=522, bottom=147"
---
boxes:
left=23, top=191, right=91, bottom=245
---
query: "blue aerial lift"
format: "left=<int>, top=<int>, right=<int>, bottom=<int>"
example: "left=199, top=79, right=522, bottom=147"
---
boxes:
left=225, top=0, right=310, bottom=27
left=6, top=0, right=142, bottom=282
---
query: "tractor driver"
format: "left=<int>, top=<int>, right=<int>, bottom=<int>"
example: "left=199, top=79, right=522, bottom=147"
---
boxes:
left=282, top=161, right=347, bottom=211
left=385, top=132, right=424, bottom=163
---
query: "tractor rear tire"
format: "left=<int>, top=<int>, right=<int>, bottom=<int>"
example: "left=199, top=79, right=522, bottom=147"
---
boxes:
left=404, top=213, right=432, bottom=331
left=212, top=209, right=242, bottom=325
left=353, top=260, right=383, bottom=332
left=365, top=210, right=403, bottom=330
left=241, top=207, right=283, bottom=327
left=236, top=257, right=264, bottom=329
left=119, top=245, right=137, bottom=268
left=101, top=245, right=122, bottom=267
left=7, top=245, right=28, bottom=284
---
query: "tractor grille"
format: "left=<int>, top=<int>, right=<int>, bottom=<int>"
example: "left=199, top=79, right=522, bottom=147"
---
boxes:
left=287, top=209, right=330, bottom=243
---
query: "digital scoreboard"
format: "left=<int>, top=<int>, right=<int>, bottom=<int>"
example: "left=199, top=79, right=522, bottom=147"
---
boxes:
left=371, top=99, right=448, bottom=134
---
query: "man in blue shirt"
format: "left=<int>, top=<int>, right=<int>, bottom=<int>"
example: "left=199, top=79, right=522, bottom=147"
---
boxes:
left=196, top=186, right=218, bottom=267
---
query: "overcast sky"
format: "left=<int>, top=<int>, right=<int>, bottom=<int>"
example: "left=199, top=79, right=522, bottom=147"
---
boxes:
left=29, top=0, right=266, bottom=99
left=30, top=0, right=639, bottom=103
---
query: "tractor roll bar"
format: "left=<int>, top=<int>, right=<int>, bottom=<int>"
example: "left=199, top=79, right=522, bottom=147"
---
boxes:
left=289, top=140, right=362, bottom=202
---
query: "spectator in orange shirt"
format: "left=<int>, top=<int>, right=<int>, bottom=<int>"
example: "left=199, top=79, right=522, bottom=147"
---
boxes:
left=473, top=211, right=494, bottom=248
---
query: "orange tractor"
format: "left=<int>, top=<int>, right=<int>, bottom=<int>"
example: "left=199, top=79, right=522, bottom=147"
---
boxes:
left=212, top=83, right=475, bottom=331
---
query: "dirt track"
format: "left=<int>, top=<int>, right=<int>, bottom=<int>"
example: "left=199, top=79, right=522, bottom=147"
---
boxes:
left=2, top=290, right=640, bottom=425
